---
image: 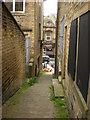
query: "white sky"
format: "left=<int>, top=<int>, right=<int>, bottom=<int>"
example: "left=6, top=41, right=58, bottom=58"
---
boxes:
left=44, top=0, right=57, bottom=16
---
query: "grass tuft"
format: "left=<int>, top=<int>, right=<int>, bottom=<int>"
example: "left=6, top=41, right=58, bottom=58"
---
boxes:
left=40, top=70, right=46, bottom=76
left=7, top=77, right=38, bottom=105
left=49, top=85, right=55, bottom=101
left=49, top=85, right=69, bottom=118
left=21, top=77, right=38, bottom=90
left=53, top=74, right=57, bottom=79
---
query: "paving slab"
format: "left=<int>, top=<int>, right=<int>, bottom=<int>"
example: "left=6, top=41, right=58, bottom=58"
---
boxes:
left=52, top=79, right=64, bottom=98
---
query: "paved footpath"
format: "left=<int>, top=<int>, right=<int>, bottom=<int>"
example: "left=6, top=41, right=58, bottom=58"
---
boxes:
left=3, top=72, right=57, bottom=118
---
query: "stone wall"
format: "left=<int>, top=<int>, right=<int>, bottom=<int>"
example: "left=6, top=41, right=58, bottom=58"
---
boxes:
left=2, top=3, right=25, bottom=103
left=9, top=1, right=43, bottom=76
left=13, top=2, right=35, bottom=58
left=34, top=2, right=40, bottom=75
left=57, top=2, right=90, bottom=118
left=0, top=1, right=2, bottom=118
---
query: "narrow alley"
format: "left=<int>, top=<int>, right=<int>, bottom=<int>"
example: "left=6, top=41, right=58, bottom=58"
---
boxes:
left=2, top=73, right=57, bottom=118
left=1, top=0, right=90, bottom=119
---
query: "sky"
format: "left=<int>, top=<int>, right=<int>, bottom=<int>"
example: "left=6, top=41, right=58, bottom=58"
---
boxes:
left=44, top=0, right=57, bottom=16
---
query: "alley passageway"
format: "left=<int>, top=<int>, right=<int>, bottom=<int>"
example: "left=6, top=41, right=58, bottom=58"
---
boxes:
left=2, top=73, right=57, bottom=118
left=1, top=1, right=90, bottom=119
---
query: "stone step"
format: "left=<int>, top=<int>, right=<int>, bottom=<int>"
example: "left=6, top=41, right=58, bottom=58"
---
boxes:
left=52, top=79, right=64, bottom=98
left=58, top=76, right=62, bottom=83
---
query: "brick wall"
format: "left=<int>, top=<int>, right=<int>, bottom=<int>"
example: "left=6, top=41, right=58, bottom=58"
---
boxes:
left=2, top=3, right=25, bottom=103
left=57, top=2, right=90, bottom=118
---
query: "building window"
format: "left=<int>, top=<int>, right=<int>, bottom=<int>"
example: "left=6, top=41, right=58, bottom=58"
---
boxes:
left=39, top=23, right=41, bottom=40
left=15, top=1, right=23, bottom=11
left=76, top=11, right=90, bottom=102
left=68, top=11, right=90, bottom=102
left=4, top=0, right=25, bottom=13
left=46, top=32, right=51, bottom=41
left=68, top=18, right=78, bottom=81
left=47, top=23, right=51, bottom=26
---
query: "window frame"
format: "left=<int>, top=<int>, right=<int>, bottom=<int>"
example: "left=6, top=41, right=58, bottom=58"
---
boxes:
left=46, top=32, right=51, bottom=41
left=4, top=0, right=25, bottom=13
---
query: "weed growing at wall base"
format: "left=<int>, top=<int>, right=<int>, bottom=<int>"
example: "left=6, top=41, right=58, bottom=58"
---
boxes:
left=49, top=85, right=69, bottom=118
left=6, top=77, right=38, bottom=106
left=40, top=70, right=46, bottom=76
left=53, top=74, right=57, bottom=79
left=21, top=77, right=38, bottom=90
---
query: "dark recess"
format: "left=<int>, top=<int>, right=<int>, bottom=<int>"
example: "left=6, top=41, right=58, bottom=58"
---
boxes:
left=68, top=19, right=78, bottom=81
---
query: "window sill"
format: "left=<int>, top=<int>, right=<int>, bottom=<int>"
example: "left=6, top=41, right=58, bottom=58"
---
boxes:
left=46, top=40, right=52, bottom=42
left=73, top=81, right=88, bottom=112
left=11, top=11, right=25, bottom=16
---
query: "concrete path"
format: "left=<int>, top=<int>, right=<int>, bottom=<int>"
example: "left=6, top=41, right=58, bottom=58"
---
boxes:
left=2, top=72, right=57, bottom=118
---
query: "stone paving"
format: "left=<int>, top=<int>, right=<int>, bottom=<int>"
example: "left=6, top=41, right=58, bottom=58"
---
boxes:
left=52, top=79, right=64, bottom=98
left=2, top=72, right=57, bottom=118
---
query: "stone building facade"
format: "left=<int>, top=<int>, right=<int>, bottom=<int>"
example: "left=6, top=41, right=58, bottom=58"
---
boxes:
left=43, top=16, right=56, bottom=58
left=0, top=2, right=2, bottom=114
left=5, top=0, right=43, bottom=77
left=56, top=2, right=90, bottom=118
left=2, top=2, right=25, bottom=103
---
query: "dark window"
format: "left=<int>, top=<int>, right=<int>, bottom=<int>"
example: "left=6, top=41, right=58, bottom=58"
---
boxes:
left=39, top=23, right=41, bottom=40
left=5, top=1, right=13, bottom=11
left=47, top=32, right=50, bottom=36
left=38, top=57, right=40, bottom=69
left=46, top=32, right=51, bottom=40
left=68, top=19, right=78, bottom=80
left=15, top=2, right=23, bottom=11
left=4, top=0, right=24, bottom=12
left=47, top=37, right=50, bottom=40
left=76, top=11, right=90, bottom=102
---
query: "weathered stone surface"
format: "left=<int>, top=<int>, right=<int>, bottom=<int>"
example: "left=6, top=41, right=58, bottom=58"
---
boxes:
left=12, top=2, right=43, bottom=76
left=52, top=79, right=64, bottom=98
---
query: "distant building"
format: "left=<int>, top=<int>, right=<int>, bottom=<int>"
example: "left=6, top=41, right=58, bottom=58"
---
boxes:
left=4, top=0, right=43, bottom=77
left=56, top=2, right=90, bottom=119
left=43, top=15, right=56, bottom=58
